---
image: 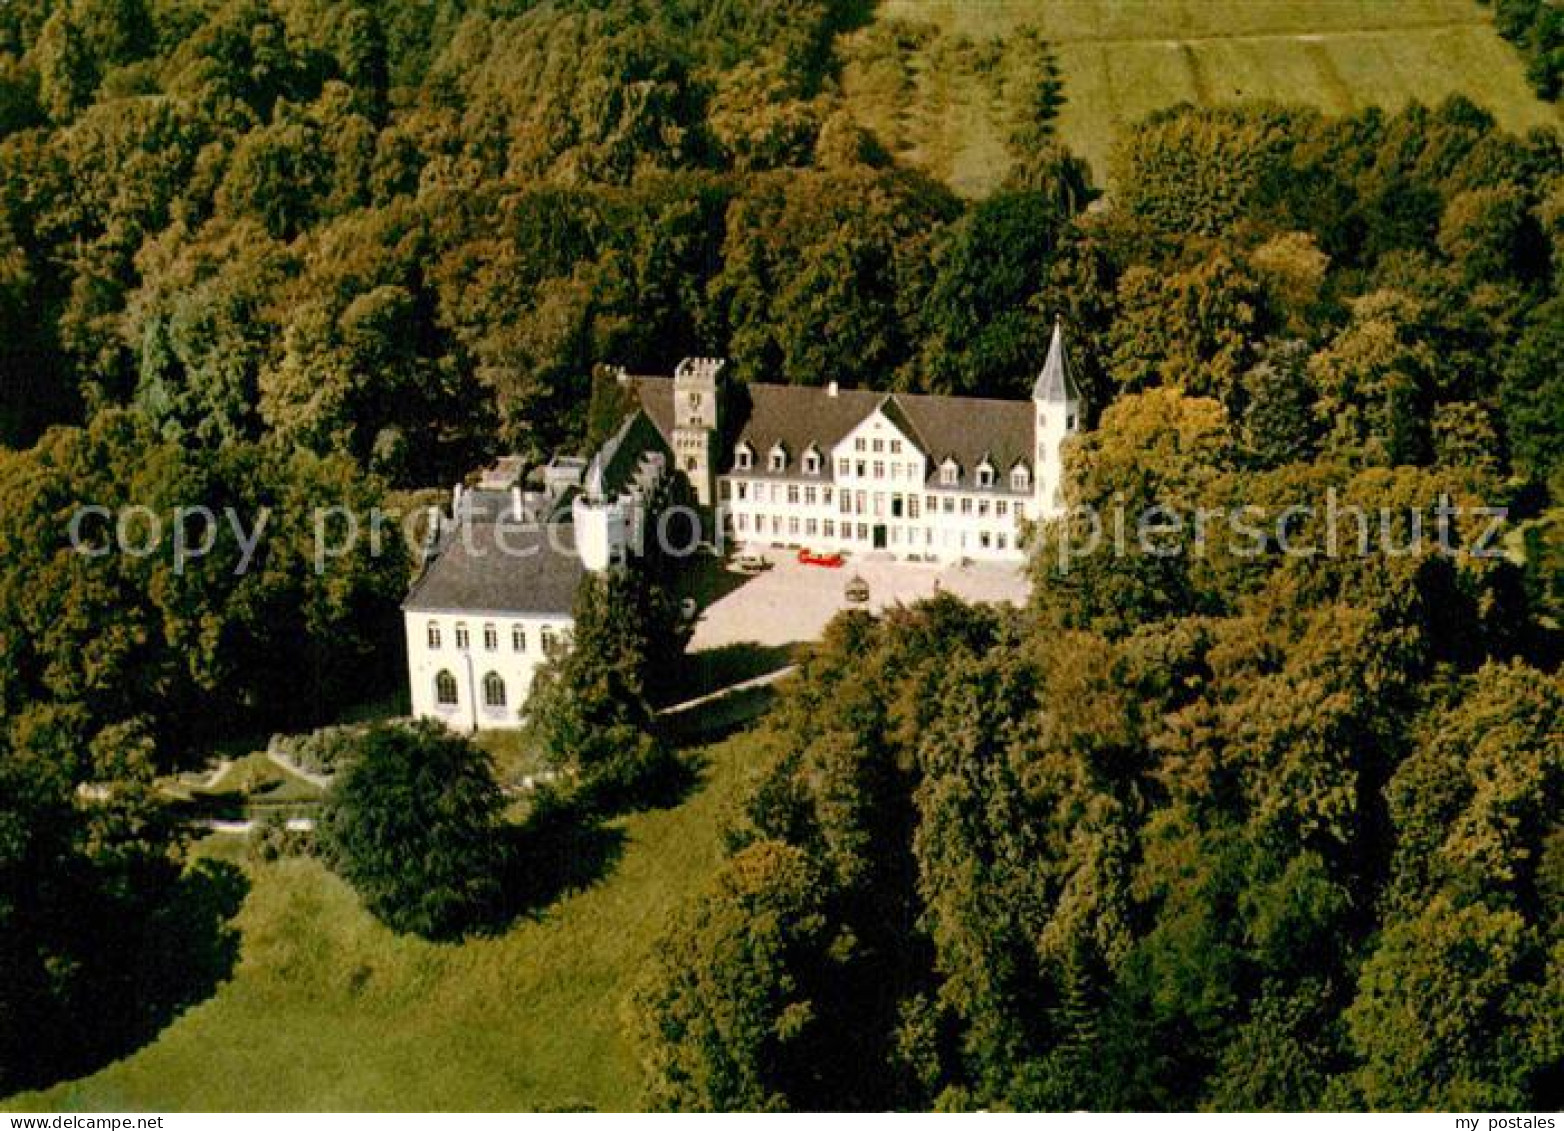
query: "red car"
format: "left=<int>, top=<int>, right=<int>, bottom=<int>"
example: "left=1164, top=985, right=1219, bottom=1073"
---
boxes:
left=797, top=548, right=845, bottom=568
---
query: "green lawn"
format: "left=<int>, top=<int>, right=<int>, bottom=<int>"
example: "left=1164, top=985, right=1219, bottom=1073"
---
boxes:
left=13, top=732, right=766, bottom=1112
left=840, top=0, right=1560, bottom=194
left=157, top=751, right=327, bottom=822
left=471, top=726, right=554, bottom=789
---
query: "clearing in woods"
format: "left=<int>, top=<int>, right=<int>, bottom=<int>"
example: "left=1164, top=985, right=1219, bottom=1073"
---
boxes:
left=9, top=730, right=766, bottom=1112
left=838, top=0, right=1561, bottom=195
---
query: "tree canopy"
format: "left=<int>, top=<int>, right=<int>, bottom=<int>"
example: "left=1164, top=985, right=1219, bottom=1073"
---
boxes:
left=319, top=719, right=506, bottom=940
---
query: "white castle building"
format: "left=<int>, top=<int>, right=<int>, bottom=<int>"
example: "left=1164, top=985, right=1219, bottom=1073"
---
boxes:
left=630, top=319, right=1082, bottom=562
left=403, top=321, right=1082, bottom=728
left=402, top=413, right=678, bottom=730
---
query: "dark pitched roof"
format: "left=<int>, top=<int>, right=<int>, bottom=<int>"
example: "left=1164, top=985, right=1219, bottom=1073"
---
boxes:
left=893, top=391, right=1035, bottom=491
left=631, top=375, right=1036, bottom=492
left=628, top=376, right=676, bottom=438
left=403, top=521, right=585, bottom=616
left=630, top=376, right=883, bottom=466
left=1033, top=318, right=1082, bottom=404
left=877, top=395, right=928, bottom=452
left=731, top=383, right=888, bottom=470
left=586, top=408, right=670, bottom=499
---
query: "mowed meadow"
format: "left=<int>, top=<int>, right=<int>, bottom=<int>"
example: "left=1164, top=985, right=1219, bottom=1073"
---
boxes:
left=840, top=0, right=1561, bottom=193
left=9, top=733, right=763, bottom=1112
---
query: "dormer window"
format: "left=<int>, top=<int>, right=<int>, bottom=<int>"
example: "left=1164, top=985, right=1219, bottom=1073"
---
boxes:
left=976, top=462, right=995, bottom=489
left=940, top=460, right=959, bottom=487
left=769, top=444, right=787, bottom=472
left=803, top=447, right=821, bottom=475
left=735, top=442, right=753, bottom=470
left=1011, top=464, right=1031, bottom=492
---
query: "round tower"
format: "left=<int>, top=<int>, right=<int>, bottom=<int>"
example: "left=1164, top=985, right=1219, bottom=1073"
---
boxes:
left=1032, top=317, right=1082, bottom=517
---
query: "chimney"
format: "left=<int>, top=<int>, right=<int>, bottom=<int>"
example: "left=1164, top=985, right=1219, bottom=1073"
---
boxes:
left=421, top=506, right=442, bottom=567
left=827, top=380, right=839, bottom=398
left=511, top=485, right=523, bottom=521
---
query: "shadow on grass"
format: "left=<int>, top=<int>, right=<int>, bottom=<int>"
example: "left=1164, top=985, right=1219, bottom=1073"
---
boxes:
left=144, top=858, right=249, bottom=1017
left=498, top=802, right=629, bottom=921
left=490, top=744, right=710, bottom=925
left=2, top=858, right=248, bottom=1098
left=664, top=641, right=799, bottom=703
left=578, top=748, right=704, bottom=815
left=660, top=685, right=782, bottom=747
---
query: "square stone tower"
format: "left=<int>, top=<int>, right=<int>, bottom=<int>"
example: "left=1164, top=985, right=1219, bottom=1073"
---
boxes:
left=672, top=356, right=724, bottom=507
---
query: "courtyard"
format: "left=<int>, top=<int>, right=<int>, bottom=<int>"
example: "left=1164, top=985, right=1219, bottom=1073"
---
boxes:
left=682, top=546, right=1030, bottom=654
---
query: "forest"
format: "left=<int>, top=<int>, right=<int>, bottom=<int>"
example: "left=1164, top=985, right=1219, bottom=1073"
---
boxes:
left=0, top=0, right=1560, bottom=1111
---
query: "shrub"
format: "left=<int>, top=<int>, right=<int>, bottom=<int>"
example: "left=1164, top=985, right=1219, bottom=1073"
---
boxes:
left=270, top=723, right=367, bottom=776
left=318, top=720, right=507, bottom=939
left=245, top=811, right=314, bottom=863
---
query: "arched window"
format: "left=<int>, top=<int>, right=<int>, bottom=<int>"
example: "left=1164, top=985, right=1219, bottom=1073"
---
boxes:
left=455, top=622, right=469, bottom=650
left=426, top=621, right=441, bottom=649
left=483, top=623, right=498, bottom=651
left=435, top=670, right=458, bottom=706
left=482, top=671, right=506, bottom=709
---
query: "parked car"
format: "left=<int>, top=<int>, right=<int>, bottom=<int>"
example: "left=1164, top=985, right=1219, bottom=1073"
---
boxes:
left=844, top=574, right=870, bottom=603
left=735, top=550, right=771, bottom=574
left=798, top=548, right=845, bottom=568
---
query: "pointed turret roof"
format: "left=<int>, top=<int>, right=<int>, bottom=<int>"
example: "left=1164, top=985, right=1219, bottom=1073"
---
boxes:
left=1033, top=317, right=1081, bottom=404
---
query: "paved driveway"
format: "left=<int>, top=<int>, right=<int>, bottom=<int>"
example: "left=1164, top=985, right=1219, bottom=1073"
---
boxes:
left=683, top=548, right=1030, bottom=652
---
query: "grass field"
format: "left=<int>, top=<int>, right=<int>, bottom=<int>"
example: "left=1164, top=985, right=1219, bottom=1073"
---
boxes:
left=12, top=731, right=767, bottom=1112
left=839, top=0, right=1561, bottom=195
